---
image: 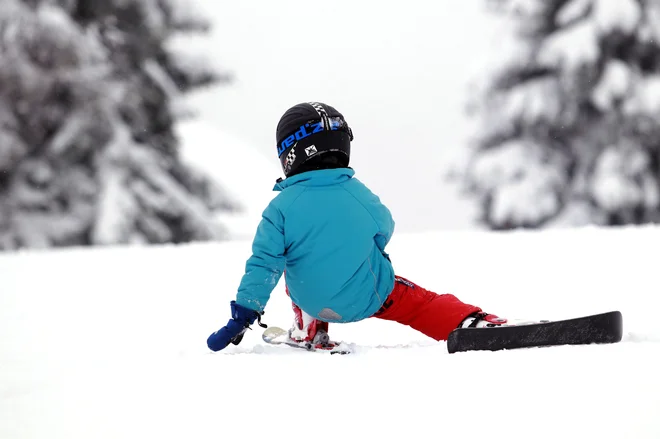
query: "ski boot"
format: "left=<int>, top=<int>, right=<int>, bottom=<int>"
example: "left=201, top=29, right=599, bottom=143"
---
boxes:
left=460, top=312, right=508, bottom=328
left=289, top=302, right=336, bottom=349
left=460, top=312, right=548, bottom=329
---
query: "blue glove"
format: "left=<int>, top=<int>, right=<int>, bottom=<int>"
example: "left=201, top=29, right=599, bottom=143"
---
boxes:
left=207, top=301, right=261, bottom=352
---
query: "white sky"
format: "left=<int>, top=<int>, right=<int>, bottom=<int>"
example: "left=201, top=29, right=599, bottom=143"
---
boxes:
left=185, top=0, right=501, bottom=232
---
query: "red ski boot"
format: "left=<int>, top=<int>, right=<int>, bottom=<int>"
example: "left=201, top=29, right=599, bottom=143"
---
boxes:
left=289, top=301, right=332, bottom=346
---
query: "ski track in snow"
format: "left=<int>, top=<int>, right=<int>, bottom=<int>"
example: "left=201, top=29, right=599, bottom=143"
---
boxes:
left=1, top=227, right=660, bottom=438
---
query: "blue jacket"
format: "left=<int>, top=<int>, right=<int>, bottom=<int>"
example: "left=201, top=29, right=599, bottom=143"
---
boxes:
left=235, top=168, right=395, bottom=323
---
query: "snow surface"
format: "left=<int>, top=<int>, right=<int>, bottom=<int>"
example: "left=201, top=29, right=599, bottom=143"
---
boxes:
left=1, top=227, right=660, bottom=438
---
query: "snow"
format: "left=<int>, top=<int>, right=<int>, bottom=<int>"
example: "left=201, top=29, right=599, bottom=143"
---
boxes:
left=537, top=18, right=600, bottom=70
left=1, top=227, right=660, bottom=438
left=488, top=76, right=562, bottom=127
left=592, top=0, right=641, bottom=34
left=92, top=165, right=135, bottom=244
left=460, top=0, right=660, bottom=228
left=626, top=76, right=660, bottom=115
left=556, top=0, right=591, bottom=26
left=591, top=59, right=632, bottom=111
left=469, top=140, right=566, bottom=227
left=590, top=146, right=659, bottom=213
left=555, top=0, right=641, bottom=34
left=537, top=0, right=641, bottom=69
left=639, top=1, right=660, bottom=43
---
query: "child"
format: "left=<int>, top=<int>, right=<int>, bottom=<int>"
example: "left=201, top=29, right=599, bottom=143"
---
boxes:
left=207, top=102, right=506, bottom=351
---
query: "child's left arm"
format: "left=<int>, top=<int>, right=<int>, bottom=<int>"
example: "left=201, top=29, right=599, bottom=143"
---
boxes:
left=348, top=179, right=396, bottom=254
left=375, top=202, right=395, bottom=249
left=371, top=197, right=395, bottom=254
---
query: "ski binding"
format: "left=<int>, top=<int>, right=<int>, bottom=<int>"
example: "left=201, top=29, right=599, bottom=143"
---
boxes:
left=262, top=326, right=353, bottom=355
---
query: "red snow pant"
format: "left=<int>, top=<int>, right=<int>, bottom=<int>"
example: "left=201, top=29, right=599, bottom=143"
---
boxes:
left=372, top=276, right=481, bottom=341
left=285, top=274, right=480, bottom=342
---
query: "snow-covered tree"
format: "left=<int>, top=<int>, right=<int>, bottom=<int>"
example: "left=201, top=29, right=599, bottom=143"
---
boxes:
left=0, top=0, right=237, bottom=249
left=456, top=0, right=660, bottom=229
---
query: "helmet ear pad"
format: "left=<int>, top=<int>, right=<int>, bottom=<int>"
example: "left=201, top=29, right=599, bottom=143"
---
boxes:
left=280, top=130, right=351, bottom=177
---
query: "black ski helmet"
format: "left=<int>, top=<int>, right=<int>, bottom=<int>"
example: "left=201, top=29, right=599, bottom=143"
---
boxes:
left=275, top=102, right=354, bottom=177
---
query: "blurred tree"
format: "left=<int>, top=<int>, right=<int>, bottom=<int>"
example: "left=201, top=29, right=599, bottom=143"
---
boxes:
left=0, top=0, right=236, bottom=249
left=455, top=0, right=660, bottom=229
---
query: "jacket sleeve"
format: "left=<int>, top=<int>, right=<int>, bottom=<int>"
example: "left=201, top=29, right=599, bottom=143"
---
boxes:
left=235, top=201, right=286, bottom=313
left=348, top=179, right=395, bottom=252
left=373, top=200, right=395, bottom=252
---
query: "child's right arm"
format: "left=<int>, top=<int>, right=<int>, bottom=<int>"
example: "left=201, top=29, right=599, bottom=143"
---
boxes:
left=206, top=202, right=286, bottom=352
left=235, top=202, right=286, bottom=313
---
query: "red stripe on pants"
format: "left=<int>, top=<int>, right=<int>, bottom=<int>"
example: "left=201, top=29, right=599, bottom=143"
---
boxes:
left=373, top=276, right=481, bottom=341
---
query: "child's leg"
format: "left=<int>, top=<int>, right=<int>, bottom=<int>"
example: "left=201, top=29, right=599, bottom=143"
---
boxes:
left=286, top=284, right=329, bottom=342
left=373, top=276, right=482, bottom=341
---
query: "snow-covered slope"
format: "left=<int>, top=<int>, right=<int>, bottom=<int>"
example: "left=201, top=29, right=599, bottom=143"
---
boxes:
left=1, top=227, right=659, bottom=438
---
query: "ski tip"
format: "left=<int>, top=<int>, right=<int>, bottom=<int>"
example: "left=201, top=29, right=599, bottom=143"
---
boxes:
left=262, top=326, right=288, bottom=344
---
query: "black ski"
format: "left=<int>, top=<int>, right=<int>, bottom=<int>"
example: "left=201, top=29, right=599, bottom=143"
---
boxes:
left=447, top=311, right=623, bottom=353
